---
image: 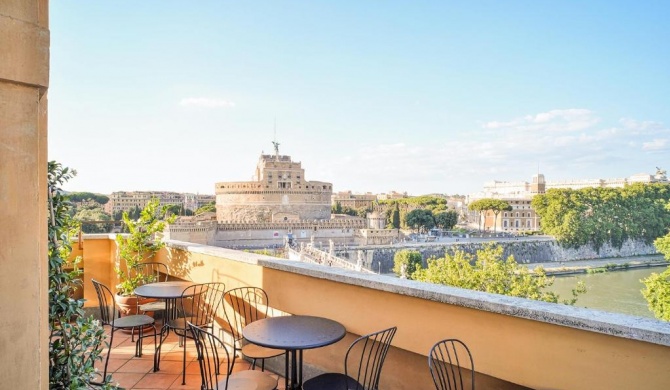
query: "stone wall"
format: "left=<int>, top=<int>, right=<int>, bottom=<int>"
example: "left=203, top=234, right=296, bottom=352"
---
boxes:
left=335, top=239, right=659, bottom=274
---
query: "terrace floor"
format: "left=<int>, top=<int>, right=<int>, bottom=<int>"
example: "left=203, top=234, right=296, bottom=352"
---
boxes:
left=100, top=327, right=286, bottom=389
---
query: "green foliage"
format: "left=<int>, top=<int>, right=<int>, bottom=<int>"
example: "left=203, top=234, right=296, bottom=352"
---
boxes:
left=195, top=201, right=216, bottom=215
left=48, top=162, right=117, bottom=389
left=412, top=244, right=586, bottom=305
left=642, top=206, right=670, bottom=321
left=641, top=268, right=670, bottom=321
left=404, top=209, right=435, bottom=233
left=73, top=204, right=113, bottom=233
left=332, top=201, right=343, bottom=214
left=67, top=191, right=110, bottom=205
left=434, top=210, right=459, bottom=230
left=390, top=203, right=400, bottom=229
left=115, top=199, right=176, bottom=296
left=532, top=184, right=670, bottom=250
left=165, top=204, right=194, bottom=216
left=392, top=250, right=423, bottom=279
left=468, top=198, right=511, bottom=232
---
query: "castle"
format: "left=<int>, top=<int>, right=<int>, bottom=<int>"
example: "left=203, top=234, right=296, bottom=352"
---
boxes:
left=166, top=142, right=370, bottom=248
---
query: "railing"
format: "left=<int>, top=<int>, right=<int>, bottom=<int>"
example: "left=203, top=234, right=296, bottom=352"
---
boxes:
left=295, top=244, right=376, bottom=274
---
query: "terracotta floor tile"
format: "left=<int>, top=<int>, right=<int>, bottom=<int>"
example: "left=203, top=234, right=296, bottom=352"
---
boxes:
left=168, top=375, right=202, bottom=389
left=117, top=358, right=155, bottom=374
left=134, top=373, right=180, bottom=389
left=108, top=372, right=144, bottom=389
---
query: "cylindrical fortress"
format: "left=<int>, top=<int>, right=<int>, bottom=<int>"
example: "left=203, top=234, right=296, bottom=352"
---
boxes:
left=215, top=152, right=333, bottom=223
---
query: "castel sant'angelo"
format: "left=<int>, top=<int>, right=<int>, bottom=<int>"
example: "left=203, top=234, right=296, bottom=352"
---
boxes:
left=166, top=142, right=370, bottom=248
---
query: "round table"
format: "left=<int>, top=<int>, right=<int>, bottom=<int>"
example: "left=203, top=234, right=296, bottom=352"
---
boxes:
left=134, top=281, right=197, bottom=372
left=243, top=315, right=346, bottom=389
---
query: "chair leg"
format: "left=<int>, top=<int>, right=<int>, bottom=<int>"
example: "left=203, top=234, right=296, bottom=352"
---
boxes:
left=181, top=335, right=187, bottom=385
left=155, top=325, right=170, bottom=372
left=102, top=328, right=115, bottom=381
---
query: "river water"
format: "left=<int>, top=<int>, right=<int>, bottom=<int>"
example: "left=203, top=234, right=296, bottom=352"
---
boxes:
left=548, top=266, right=668, bottom=318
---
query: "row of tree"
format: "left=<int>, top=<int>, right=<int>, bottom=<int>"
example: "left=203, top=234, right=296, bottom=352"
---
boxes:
left=531, top=183, right=670, bottom=249
left=467, top=198, right=512, bottom=232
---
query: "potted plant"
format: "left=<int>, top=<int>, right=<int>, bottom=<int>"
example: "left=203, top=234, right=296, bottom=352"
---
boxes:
left=115, top=198, right=175, bottom=315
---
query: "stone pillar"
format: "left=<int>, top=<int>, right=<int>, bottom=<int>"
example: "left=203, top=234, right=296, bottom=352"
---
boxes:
left=0, top=0, right=50, bottom=388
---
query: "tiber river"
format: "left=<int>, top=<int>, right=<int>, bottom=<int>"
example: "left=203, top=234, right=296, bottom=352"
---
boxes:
left=548, top=266, right=668, bottom=319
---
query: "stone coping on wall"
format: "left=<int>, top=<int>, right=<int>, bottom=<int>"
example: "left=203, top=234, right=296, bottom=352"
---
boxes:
left=158, top=239, right=670, bottom=347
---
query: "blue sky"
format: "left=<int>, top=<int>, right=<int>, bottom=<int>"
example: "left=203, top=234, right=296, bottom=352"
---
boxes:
left=49, top=1, right=670, bottom=196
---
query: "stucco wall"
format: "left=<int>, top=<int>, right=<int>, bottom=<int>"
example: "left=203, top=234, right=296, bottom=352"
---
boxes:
left=0, top=1, right=49, bottom=388
left=82, top=237, right=670, bottom=390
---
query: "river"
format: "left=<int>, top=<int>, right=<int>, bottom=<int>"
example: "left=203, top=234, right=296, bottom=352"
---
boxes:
left=548, top=266, right=668, bottom=318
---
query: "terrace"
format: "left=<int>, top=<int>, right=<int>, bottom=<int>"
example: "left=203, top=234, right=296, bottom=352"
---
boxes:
left=75, top=234, right=670, bottom=389
left=2, top=2, right=670, bottom=389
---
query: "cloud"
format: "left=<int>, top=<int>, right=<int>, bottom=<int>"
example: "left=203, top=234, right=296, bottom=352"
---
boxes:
left=642, top=139, right=668, bottom=151
left=320, top=110, right=669, bottom=195
left=482, top=108, right=599, bottom=133
left=179, top=97, right=235, bottom=108
left=619, top=118, right=665, bottom=134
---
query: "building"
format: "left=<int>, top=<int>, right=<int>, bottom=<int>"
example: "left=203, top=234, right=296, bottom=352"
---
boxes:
left=105, top=191, right=185, bottom=214
left=331, top=191, right=377, bottom=209
left=214, top=142, right=333, bottom=223
left=104, top=191, right=216, bottom=215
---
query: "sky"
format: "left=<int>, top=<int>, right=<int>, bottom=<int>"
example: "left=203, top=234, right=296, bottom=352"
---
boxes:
left=49, top=1, right=670, bottom=197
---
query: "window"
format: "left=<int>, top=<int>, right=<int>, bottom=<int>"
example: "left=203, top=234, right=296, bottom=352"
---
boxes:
left=503, top=220, right=508, bottom=228
left=515, top=220, right=519, bottom=228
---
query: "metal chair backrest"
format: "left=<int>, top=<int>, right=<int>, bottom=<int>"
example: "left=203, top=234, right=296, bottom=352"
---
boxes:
left=132, top=262, right=169, bottom=284
left=188, top=322, right=232, bottom=390
left=91, top=279, right=120, bottom=326
left=179, top=282, right=225, bottom=328
left=223, top=287, right=270, bottom=343
left=428, top=339, right=475, bottom=390
left=345, top=326, right=397, bottom=390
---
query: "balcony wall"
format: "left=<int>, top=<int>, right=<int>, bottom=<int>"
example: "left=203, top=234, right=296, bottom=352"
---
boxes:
left=80, top=235, right=670, bottom=390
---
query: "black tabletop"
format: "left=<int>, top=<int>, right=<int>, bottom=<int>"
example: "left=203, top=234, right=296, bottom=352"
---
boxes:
left=133, top=281, right=195, bottom=299
left=243, top=315, right=346, bottom=351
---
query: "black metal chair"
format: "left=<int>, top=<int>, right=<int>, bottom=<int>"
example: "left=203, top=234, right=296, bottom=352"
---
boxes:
left=428, top=339, right=475, bottom=390
left=91, top=279, right=157, bottom=384
left=188, top=322, right=278, bottom=390
left=223, top=287, right=284, bottom=372
left=133, top=262, right=169, bottom=314
left=302, top=326, right=397, bottom=390
left=156, top=282, right=225, bottom=385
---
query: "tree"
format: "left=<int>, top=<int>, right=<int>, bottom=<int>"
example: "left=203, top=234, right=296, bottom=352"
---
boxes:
left=468, top=198, right=493, bottom=232
left=489, top=200, right=512, bottom=233
left=434, top=210, right=459, bottom=230
left=332, top=201, right=343, bottom=214
left=73, top=204, right=112, bottom=233
left=392, top=250, right=423, bottom=279
left=532, top=184, right=670, bottom=249
left=67, top=191, right=110, bottom=205
left=405, top=209, right=435, bottom=233
left=195, top=201, right=216, bottom=215
left=390, top=203, right=400, bottom=229
left=412, top=244, right=586, bottom=305
left=641, top=200, right=670, bottom=321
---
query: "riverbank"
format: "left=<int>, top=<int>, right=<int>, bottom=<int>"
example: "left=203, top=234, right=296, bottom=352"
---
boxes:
left=527, top=254, right=668, bottom=276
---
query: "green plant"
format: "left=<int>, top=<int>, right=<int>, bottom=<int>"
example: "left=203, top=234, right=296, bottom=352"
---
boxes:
left=392, top=250, right=423, bottom=279
left=412, top=244, right=586, bottom=305
left=115, top=198, right=176, bottom=296
left=48, top=161, right=117, bottom=389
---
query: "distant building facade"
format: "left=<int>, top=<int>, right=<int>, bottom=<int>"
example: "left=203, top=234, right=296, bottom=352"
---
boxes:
left=331, top=191, right=377, bottom=209
left=105, top=191, right=215, bottom=214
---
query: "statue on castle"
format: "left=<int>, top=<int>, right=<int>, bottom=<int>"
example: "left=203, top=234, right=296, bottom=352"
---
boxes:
left=272, top=140, right=280, bottom=157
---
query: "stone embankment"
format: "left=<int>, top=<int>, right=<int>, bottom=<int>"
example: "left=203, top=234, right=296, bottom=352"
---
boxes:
left=334, top=237, right=663, bottom=274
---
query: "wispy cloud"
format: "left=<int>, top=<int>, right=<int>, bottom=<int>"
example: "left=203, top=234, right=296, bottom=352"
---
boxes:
left=179, top=97, right=235, bottom=108
left=325, top=109, right=669, bottom=194
left=642, top=139, right=668, bottom=151
left=482, top=109, right=599, bottom=133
